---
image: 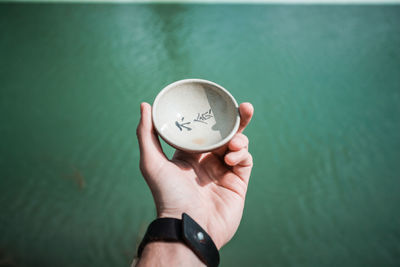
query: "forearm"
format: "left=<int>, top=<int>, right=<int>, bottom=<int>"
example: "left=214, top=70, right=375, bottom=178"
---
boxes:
left=134, top=242, right=205, bottom=267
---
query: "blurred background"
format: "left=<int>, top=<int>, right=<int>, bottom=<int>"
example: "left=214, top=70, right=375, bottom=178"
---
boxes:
left=1, top=1, right=400, bottom=266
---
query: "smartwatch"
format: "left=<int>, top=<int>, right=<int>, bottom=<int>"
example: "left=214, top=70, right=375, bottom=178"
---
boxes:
left=137, top=213, right=220, bottom=267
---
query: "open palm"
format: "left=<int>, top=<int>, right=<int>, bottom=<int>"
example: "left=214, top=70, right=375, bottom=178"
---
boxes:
left=137, top=102, right=254, bottom=249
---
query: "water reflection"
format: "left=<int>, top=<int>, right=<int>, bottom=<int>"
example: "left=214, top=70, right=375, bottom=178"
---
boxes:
left=148, top=4, right=192, bottom=75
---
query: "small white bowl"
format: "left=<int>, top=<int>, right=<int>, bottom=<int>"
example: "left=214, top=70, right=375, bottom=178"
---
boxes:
left=152, top=79, right=240, bottom=153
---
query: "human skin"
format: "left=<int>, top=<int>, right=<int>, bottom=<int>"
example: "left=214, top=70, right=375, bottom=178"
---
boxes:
left=134, top=102, right=254, bottom=267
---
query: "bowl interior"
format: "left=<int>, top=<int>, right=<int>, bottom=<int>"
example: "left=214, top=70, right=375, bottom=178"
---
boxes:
left=153, top=80, right=239, bottom=151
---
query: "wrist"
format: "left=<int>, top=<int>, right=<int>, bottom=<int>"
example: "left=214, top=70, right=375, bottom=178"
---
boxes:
left=136, top=213, right=220, bottom=266
left=136, top=241, right=205, bottom=267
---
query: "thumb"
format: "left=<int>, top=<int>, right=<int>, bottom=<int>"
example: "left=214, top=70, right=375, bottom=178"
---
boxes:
left=136, top=102, right=167, bottom=168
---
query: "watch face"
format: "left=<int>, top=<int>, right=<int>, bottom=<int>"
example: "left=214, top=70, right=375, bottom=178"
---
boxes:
left=196, top=231, right=206, bottom=243
left=182, top=213, right=220, bottom=267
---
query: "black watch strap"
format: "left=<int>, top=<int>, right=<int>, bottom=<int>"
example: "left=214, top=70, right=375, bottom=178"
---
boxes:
left=137, top=213, right=220, bottom=267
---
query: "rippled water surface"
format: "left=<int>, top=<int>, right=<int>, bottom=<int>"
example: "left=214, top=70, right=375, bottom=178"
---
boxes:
left=1, top=3, right=400, bottom=266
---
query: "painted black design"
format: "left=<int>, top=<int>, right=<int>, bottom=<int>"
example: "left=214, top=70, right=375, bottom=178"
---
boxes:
left=193, top=109, right=213, bottom=124
left=175, top=109, right=214, bottom=131
left=175, top=117, right=192, bottom=131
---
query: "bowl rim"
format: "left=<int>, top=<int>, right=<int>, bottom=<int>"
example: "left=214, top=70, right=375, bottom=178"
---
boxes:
left=152, top=78, right=240, bottom=153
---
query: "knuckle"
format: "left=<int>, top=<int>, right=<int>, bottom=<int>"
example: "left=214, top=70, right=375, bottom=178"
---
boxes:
left=247, top=153, right=253, bottom=166
left=242, top=134, right=249, bottom=146
left=136, top=124, right=142, bottom=137
left=236, top=133, right=249, bottom=146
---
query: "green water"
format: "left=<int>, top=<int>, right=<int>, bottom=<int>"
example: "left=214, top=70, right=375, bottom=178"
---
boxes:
left=1, top=3, right=400, bottom=266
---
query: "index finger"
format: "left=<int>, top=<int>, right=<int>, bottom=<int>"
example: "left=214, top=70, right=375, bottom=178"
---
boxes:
left=238, top=102, right=254, bottom=133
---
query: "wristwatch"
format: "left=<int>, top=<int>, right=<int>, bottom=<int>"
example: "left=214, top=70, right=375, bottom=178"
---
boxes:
left=137, top=213, right=220, bottom=267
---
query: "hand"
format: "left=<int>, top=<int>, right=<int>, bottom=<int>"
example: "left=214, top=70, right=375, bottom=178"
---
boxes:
left=136, top=102, right=254, bottom=249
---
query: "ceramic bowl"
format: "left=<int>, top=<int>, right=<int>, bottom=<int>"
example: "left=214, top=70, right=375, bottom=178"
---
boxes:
left=152, top=79, right=240, bottom=153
